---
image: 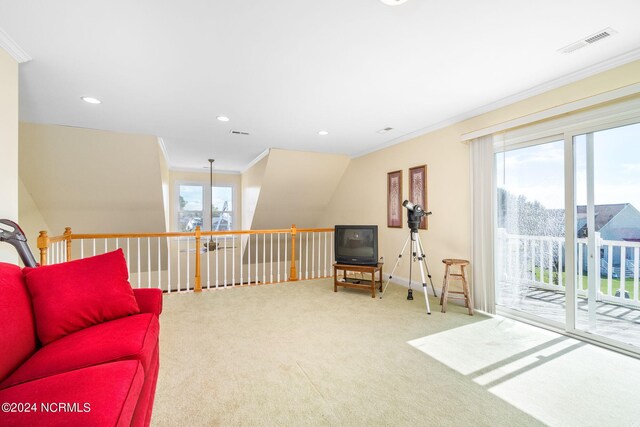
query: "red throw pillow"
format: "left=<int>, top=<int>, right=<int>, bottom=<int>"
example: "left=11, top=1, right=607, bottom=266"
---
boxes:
left=23, top=249, right=140, bottom=345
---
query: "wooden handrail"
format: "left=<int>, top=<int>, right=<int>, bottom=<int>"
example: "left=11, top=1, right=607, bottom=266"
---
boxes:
left=38, top=225, right=335, bottom=290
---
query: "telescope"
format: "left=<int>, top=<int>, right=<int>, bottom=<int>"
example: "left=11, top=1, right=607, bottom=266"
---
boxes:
left=402, top=200, right=432, bottom=217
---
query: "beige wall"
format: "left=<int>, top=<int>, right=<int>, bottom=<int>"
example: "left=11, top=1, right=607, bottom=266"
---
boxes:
left=0, top=48, right=19, bottom=263
left=320, top=126, right=469, bottom=288
left=169, top=170, right=242, bottom=231
left=241, top=154, right=268, bottom=231
left=18, top=178, right=50, bottom=257
left=19, top=123, right=167, bottom=236
left=251, top=149, right=350, bottom=230
left=158, top=143, right=171, bottom=232
left=321, top=59, right=640, bottom=290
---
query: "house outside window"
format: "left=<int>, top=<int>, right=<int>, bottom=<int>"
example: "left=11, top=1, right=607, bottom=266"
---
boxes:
left=212, top=186, right=233, bottom=231
left=178, top=185, right=203, bottom=232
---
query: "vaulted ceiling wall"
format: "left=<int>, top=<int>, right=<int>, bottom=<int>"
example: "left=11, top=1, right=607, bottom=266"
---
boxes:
left=19, top=123, right=167, bottom=239
left=247, top=149, right=350, bottom=230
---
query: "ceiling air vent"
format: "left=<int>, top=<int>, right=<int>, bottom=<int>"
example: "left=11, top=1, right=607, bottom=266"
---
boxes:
left=559, top=27, right=617, bottom=54
left=376, top=127, right=394, bottom=134
left=230, top=130, right=250, bottom=136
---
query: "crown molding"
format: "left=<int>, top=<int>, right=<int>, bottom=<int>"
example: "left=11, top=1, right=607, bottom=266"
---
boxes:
left=353, top=47, right=640, bottom=158
left=241, top=148, right=270, bottom=174
left=0, top=27, right=31, bottom=63
left=169, top=166, right=240, bottom=175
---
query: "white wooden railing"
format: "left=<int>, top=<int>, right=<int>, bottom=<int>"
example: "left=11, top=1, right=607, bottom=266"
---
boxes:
left=38, top=225, right=334, bottom=293
left=498, top=228, right=640, bottom=307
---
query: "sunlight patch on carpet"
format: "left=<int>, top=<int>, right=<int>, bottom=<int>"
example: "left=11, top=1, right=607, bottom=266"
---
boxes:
left=409, top=316, right=640, bottom=426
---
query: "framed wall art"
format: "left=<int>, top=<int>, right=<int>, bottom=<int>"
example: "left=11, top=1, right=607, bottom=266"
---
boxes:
left=409, top=165, right=428, bottom=229
left=387, top=170, right=402, bottom=228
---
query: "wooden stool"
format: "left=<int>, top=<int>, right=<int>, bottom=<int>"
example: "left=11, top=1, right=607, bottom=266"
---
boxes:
left=440, top=259, right=473, bottom=315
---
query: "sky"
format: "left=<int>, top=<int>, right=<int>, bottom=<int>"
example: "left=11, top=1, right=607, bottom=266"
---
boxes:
left=180, top=185, right=233, bottom=212
left=496, top=121, right=640, bottom=210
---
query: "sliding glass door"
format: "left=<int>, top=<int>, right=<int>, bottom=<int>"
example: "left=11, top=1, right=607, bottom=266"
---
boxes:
left=571, top=122, right=640, bottom=348
left=495, top=139, right=565, bottom=325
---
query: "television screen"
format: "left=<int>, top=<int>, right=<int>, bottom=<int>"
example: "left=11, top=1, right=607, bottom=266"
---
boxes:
left=334, top=225, right=378, bottom=265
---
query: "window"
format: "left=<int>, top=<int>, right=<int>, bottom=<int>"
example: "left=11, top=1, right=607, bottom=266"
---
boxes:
left=176, top=183, right=235, bottom=232
left=178, top=185, right=203, bottom=232
left=211, top=186, right=233, bottom=231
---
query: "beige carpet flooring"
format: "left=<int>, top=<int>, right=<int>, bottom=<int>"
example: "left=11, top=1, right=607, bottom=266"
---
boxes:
left=152, top=279, right=546, bottom=426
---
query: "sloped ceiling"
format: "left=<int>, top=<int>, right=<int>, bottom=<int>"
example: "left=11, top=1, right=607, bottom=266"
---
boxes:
left=249, top=149, right=350, bottom=230
left=19, top=123, right=166, bottom=235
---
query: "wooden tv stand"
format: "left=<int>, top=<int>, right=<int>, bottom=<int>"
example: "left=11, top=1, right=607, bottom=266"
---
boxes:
left=333, top=263, right=383, bottom=298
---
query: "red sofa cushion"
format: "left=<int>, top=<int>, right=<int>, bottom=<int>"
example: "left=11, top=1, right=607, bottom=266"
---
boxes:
left=23, top=249, right=140, bottom=345
left=0, top=360, right=144, bottom=427
left=1, top=313, right=159, bottom=389
left=0, top=263, right=37, bottom=383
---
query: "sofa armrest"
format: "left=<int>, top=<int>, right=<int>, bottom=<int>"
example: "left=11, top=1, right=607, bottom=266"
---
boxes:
left=133, top=288, right=163, bottom=317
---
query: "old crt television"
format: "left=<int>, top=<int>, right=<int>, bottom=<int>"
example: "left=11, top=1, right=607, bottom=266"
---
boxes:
left=334, top=225, right=378, bottom=266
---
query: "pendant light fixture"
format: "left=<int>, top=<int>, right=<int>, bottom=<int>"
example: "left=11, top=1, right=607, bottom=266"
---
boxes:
left=206, top=159, right=218, bottom=252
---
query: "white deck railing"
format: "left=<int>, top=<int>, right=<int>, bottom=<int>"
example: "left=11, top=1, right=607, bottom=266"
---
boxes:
left=38, top=225, right=334, bottom=293
left=497, top=229, right=640, bottom=307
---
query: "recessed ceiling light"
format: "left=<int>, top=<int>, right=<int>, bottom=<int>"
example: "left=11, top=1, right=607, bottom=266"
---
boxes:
left=217, top=116, right=230, bottom=122
left=380, top=0, right=409, bottom=5
left=81, top=96, right=101, bottom=104
left=318, top=131, right=329, bottom=136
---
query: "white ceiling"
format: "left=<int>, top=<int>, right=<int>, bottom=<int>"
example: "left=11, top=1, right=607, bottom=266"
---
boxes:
left=1, top=0, right=639, bottom=172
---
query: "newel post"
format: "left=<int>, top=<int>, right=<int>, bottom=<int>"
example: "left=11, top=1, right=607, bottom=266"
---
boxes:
left=194, top=226, right=202, bottom=292
left=289, top=224, right=298, bottom=281
left=64, top=227, right=72, bottom=262
left=37, top=231, right=49, bottom=266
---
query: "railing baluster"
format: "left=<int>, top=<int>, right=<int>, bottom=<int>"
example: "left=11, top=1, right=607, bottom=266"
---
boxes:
left=607, top=244, right=613, bottom=296
left=137, top=238, right=141, bottom=288
left=104, top=238, right=108, bottom=254
left=620, top=246, right=626, bottom=298
left=578, top=241, right=584, bottom=291
left=186, top=237, right=191, bottom=292
left=305, top=233, right=309, bottom=280
left=177, top=237, right=181, bottom=292
left=634, top=247, right=639, bottom=302
left=248, top=234, right=251, bottom=285
left=330, top=231, right=333, bottom=274
left=216, top=235, right=219, bottom=287
left=240, top=235, right=244, bottom=286
left=147, top=237, right=151, bottom=288
left=262, top=233, right=266, bottom=284
left=232, top=235, right=236, bottom=287
left=93, top=239, right=96, bottom=257
left=284, top=233, right=288, bottom=282
left=558, top=239, right=563, bottom=289
left=157, top=237, right=161, bottom=289
left=324, top=232, right=327, bottom=277
left=313, top=232, right=317, bottom=279
left=299, top=231, right=302, bottom=280
left=531, top=239, right=536, bottom=281
left=256, top=234, right=259, bottom=284
left=206, top=238, right=211, bottom=289
left=167, top=237, right=172, bottom=293
left=224, top=235, right=228, bottom=287
left=126, top=239, right=130, bottom=273
left=80, top=240, right=84, bottom=260
left=277, top=233, right=281, bottom=283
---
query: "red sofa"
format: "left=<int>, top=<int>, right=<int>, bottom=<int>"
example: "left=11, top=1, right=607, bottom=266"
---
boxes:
left=0, top=249, right=162, bottom=426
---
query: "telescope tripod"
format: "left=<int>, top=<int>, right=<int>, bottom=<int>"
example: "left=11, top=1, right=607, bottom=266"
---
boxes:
left=380, top=230, right=437, bottom=315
